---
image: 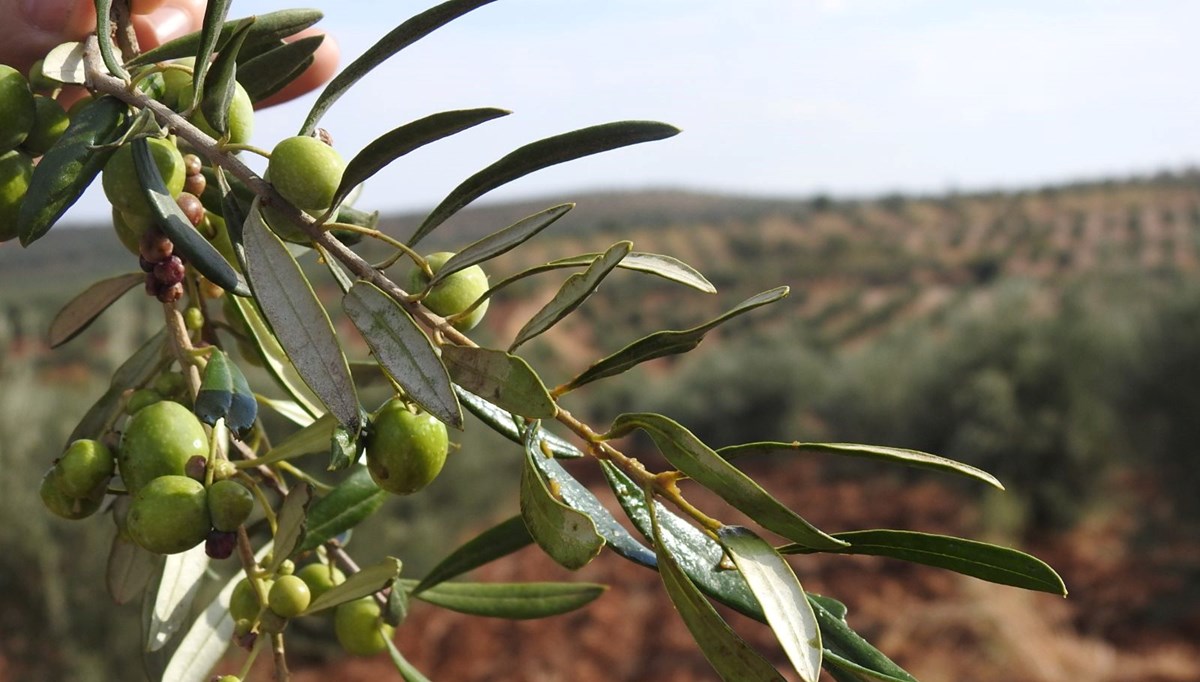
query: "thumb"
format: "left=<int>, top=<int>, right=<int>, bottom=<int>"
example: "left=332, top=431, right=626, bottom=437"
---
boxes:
left=0, top=0, right=97, bottom=73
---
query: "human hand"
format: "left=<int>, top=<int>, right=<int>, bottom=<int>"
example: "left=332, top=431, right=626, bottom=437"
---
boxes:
left=0, top=0, right=337, bottom=106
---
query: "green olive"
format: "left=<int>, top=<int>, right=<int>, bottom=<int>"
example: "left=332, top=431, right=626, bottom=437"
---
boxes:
left=296, top=562, right=345, bottom=601
left=207, top=479, right=254, bottom=532
left=118, top=400, right=209, bottom=492
left=408, top=252, right=490, bottom=331
left=0, top=149, right=34, bottom=242
left=40, top=467, right=103, bottom=520
left=55, top=439, right=116, bottom=498
left=179, top=81, right=254, bottom=145
left=102, top=137, right=186, bottom=218
left=366, top=399, right=449, bottom=495
left=0, top=64, right=35, bottom=153
left=20, top=95, right=69, bottom=156
left=268, top=575, right=311, bottom=618
left=112, top=208, right=154, bottom=256
left=126, top=475, right=210, bottom=554
left=158, top=58, right=194, bottom=110
left=230, top=577, right=272, bottom=622
left=334, top=597, right=394, bottom=656
left=125, top=387, right=163, bottom=416
left=267, top=136, right=345, bottom=211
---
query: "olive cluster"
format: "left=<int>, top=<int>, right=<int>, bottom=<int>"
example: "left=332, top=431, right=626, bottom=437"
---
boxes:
left=0, top=63, right=69, bottom=241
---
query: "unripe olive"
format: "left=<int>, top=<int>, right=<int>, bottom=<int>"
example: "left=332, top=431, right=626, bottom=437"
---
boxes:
left=55, top=439, right=116, bottom=498
left=40, top=468, right=103, bottom=520
left=267, top=136, right=345, bottom=211
left=20, top=95, right=69, bottom=156
left=408, top=252, right=490, bottom=331
left=103, top=138, right=186, bottom=218
left=179, top=81, right=254, bottom=145
left=153, top=371, right=188, bottom=400
left=268, top=575, right=311, bottom=618
left=207, top=479, right=254, bottom=532
left=214, top=676, right=241, bottom=682
left=0, top=65, right=35, bottom=153
left=366, top=400, right=449, bottom=495
left=159, top=58, right=195, bottom=110
left=126, top=387, right=163, bottom=416
left=118, top=400, right=209, bottom=492
left=127, top=475, right=210, bottom=554
left=296, top=562, right=345, bottom=601
left=201, top=212, right=238, bottom=265
left=230, top=577, right=271, bottom=622
left=0, top=149, right=34, bottom=242
left=27, top=59, right=58, bottom=92
left=334, top=597, right=394, bottom=656
left=113, top=208, right=154, bottom=256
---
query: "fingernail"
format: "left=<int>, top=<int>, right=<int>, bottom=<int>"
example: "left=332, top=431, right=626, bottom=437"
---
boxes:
left=22, top=0, right=73, bottom=32
left=142, top=6, right=191, bottom=43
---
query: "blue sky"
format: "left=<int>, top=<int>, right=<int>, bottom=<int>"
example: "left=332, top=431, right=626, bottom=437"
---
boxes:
left=69, top=0, right=1200, bottom=222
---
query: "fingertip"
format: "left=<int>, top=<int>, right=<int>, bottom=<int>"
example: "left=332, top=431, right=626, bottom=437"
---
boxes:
left=255, top=29, right=340, bottom=109
left=130, top=0, right=205, bottom=50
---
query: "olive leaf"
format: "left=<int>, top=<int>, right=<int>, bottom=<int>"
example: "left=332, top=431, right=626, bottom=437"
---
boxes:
left=147, top=544, right=209, bottom=652
left=269, top=484, right=313, bottom=573
left=519, top=424, right=605, bottom=570
left=92, top=0, right=128, bottom=80
left=428, top=204, right=574, bottom=286
left=238, top=34, right=325, bottom=103
left=188, top=0, right=233, bottom=107
left=304, top=557, right=403, bottom=614
left=440, top=345, right=556, bottom=419
left=255, top=414, right=338, bottom=466
left=455, top=386, right=583, bottom=459
left=412, top=515, right=533, bottom=594
left=545, top=251, right=715, bottom=293
left=411, top=581, right=607, bottom=619
left=227, top=295, right=323, bottom=420
left=384, top=639, right=433, bottom=682
left=106, top=524, right=161, bottom=606
left=48, top=272, right=143, bottom=348
left=298, top=467, right=387, bottom=553
left=199, top=17, right=254, bottom=136
left=129, top=9, right=323, bottom=65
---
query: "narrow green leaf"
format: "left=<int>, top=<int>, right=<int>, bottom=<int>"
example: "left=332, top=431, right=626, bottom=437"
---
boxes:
left=781, top=529, right=1067, bottom=596
left=256, top=396, right=315, bottom=426
left=48, top=272, right=142, bottom=348
left=256, top=414, right=338, bottom=466
left=648, top=489, right=784, bottom=682
left=225, top=357, right=258, bottom=437
left=547, top=251, right=715, bottom=293
left=147, top=545, right=209, bottom=651
left=565, top=286, right=788, bottom=390
left=238, top=34, right=324, bottom=103
left=107, top=527, right=161, bottom=606
left=384, top=638, right=432, bottom=682
left=129, top=9, right=323, bottom=65
left=413, top=515, right=532, bottom=594
left=189, top=0, right=233, bottom=106
left=343, top=281, right=462, bottom=428
left=600, top=461, right=762, bottom=619
left=809, top=597, right=918, bottom=682
left=409, top=121, right=680, bottom=245
left=194, top=349, right=234, bottom=427
left=455, top=386, right=582, bottom=459
left=228, top=296, right=322, bottom=419
left=428, top=204, right=574, bottom=286
left=720, top=441, right=1004, bottom=490
left=440, top=345, right=556, bottom=419
left=93, top=0, right=129, bottom=80
left=808, top=593, right=849, bottom=622
left=18, top=96, right=127, bottom=245
left=332, top=108, right=511, bottom=211
left=133, top=138, right=250, bottom=296
left=510, top=241, right=630, bottom=350
left=412, top=581, right=606, bottom=619
left=242, top=200, right=360, bottom=430
left=68, top=330, right=168, bottom=447
left=519, top=424, right=604, bottom=570
left=298, top=467, right=386, bottom=553
left=719, top=526, right=822, bottom=682
left=385, top=577, right=409, bottom=627
left=606, top=413, right=846, bottom=550
left=305, top=556, right=402, bottom=614
left=268, top=484, right=312, bottom=573
left=200, top=17, right=254, bottom=135
left=300, top=0, right=499, bottom=135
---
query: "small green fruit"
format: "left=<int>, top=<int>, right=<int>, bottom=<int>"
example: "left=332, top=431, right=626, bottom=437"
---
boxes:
left=408, top=252, right=490, bottom=331
left=125, top=387, right=162, bottom=415
left=267, top=136, right=345, bottom=211
left=55, top=439, right=116, bottom=498
left=296, top=562, right=345, bottom=601
left=0, top=65, right=35, bottom=153
left=0, top=149, right=33, bottom=242
left=27, top=59, right=59, bottom=92
left=268, top=575, right=311, bottom=618
left=366, top=400, right=449, bottom=495
left=230, top=577, right=271, bottom=622
left=112, top=208, right=154, bottom=256
left=179, top=81, right=254, bottom=145
left=207, top=479, right=254, bottom=532
left=102, top=137, right=186, bottom=218
left=158, top=58, right=194, bottom=109
left=127, top=475, right=210, bottom=554
left=40, top=468, right=103, bottom=520
left=153, top=371, right=189, bottom=400
left=118, top=400, right=209, bottom=492
left=20, top=95, right=69, bottom=156
left=334, top=597, right=394, bottom=656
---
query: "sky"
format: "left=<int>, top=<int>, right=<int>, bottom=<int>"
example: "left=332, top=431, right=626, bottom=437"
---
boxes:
left=67, top=0, right=1200, bottom=223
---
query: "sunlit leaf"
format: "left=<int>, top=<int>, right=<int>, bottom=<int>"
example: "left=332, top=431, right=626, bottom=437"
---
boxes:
left=40, top=41, right=88, bottom=84
left=298, top=467, right=386, bottom=552
left=455, top=386, right=583, bottom=459
left=242, top=199, right=359, bottom=430
left=648, top=489, right=784, bottom=681
left=106, top=522, right=161, bottom=605
left=564, top=287, right=788, bottom=391
left=256, top=413, right=338, bottom=466
left=440, top=345, right=556, bottom=419
left=300, top=0, right=499, bottom=135
left=412, top=515, right=532, bottom=594
left=547, top=251, right=715, bottom=293
left=412, top=581, right=606, bottom=619
left=510, top=241, right=630, bottom=350
left=781, top=529, right=1067, bottom=595
left=343, top=281, right=462, bottom=428
left=719, top=441, right=1003, bottom=489
left=606, top=413, right=846, bottom=550
left=228, top=295, right=322, bottom=419
left=519, top=424, right=604, bottom=570
left=147, top=544, right=209, bottom=652
left=48, top=272, right=142, bottom=348
left=409, top=121, right=680, bottom=245
left=430, top=203, right=574, bottom=285
left=332, top=108, right=511, bottom=211
left=268, top=484, right=312, bottom=573
left=188, top=0, right=233, bottom=106
left=305, top=557, right=402, bottom=614
left=129, top=9, right=323, bottom=65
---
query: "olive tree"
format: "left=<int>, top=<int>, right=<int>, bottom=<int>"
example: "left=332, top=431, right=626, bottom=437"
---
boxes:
left=6, top=1, right=1066, bottom=680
